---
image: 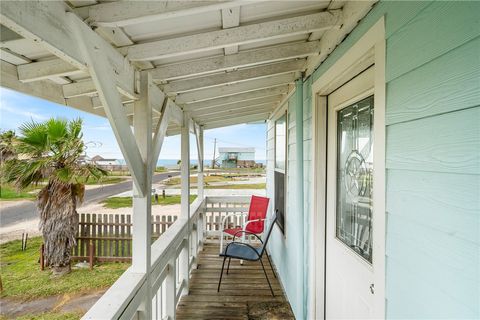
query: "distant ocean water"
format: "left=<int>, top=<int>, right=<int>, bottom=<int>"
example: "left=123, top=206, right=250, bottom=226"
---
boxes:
left=117, top=159, right=266, bottom=168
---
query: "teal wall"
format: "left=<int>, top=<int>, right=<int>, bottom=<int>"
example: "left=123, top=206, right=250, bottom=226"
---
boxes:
left=267, top=1, right=480, bottom=318
left=266, top=92, right=306, bottom=318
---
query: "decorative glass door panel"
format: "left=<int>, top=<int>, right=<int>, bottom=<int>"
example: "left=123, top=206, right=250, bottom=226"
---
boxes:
left=336, top=95, right=374, bottom=263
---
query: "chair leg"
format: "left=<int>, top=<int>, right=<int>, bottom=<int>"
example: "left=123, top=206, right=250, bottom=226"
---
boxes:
left=260, top=258, right=274, bottom=297
left=265, top=250, right=277, bottom=278
left=219, top=231, right=224, bottom=254
left=217, top=256, right=227, bottom=292
left=226, top=257, right=232, bottom=275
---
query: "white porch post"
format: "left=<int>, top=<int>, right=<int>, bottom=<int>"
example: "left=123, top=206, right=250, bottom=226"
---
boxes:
left=179, top=112, right=190, bottom=295
left=197, top=126, right=205, bottom=251
left=132, top=72, right=152, bottom=319
left=196, top=126, right=205, bottom=200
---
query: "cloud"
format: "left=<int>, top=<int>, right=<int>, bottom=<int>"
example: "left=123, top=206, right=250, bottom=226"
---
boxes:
left=0, top=102, right=48, bottom=121
left=84, top=124, right=112, bottom=131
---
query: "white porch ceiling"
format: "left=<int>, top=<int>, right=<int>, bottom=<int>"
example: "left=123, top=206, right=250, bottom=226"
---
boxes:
left=0, top=0, right=376, bottom=134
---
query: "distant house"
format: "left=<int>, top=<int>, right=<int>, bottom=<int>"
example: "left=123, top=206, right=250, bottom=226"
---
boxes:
left=91, top=155, right=121, bottom=167
left=218, top=147, right=256, bottom=168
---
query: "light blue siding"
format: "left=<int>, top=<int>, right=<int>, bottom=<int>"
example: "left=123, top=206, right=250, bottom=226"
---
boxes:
left=267, top=92, right=308, bottom=318
left=266, top=0, right=480, bottom=318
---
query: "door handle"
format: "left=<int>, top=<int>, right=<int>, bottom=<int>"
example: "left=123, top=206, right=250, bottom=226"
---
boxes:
left=370, top=283, right=375, bottom=294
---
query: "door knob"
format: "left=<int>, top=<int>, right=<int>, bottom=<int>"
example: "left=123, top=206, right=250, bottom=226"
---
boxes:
left=370, top=283, right=375, bottom=294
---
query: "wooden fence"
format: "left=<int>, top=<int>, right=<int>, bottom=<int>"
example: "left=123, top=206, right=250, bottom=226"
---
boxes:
left=40, top=196, right=256, bottom=270
left=41, top=213, right=178, bottom=269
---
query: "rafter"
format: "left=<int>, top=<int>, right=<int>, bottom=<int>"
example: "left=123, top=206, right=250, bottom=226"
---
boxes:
left=126, top=11, right=341, bottom=61
left=70, top=12, right=146, bottom=196
left=183, top=94, right=282, bottom=113
left=16, top=59, right=82, bottom=82
left=163, top=59, right=305, bottom=94
left=183, top=86, right=288, bottom=109
left=201, top=112, right=269, bottom=128
left=87, top=1, right=252, bottom=28
left=192, top=103, right=275, bottom=119
left=0, top=1, right=136, bottom=99
left=175, top=73, right=296, bottom=104
left=151, top=41, right=319, bottom=81
left=305, top=1, right=376, bottom=76
left=221, top=6, right=240, bottom=55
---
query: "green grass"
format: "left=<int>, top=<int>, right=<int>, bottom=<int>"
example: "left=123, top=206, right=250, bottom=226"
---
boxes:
left=0, top=184, right=38, bottom=201
left=205, top=183, right=266, bottom=189
left=165, top=174, right=235, bottom=186
left=1, top=311, right=82, bottom=320
left=83, top=176, right=125, bottom=185
left=106, top=170, right=131, bottom=176
left=0, top=237, right=129, bottom=300
left=101, top=195, right=197, bottom=209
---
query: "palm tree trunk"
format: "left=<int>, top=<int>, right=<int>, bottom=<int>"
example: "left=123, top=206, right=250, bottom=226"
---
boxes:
left=38, top=181, right=79, bottom=275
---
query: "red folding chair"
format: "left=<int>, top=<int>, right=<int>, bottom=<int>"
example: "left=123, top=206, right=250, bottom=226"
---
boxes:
left=219, top=195, right=270, bottom=254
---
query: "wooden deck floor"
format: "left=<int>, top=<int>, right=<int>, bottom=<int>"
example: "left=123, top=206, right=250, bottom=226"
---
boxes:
left=176, top=242, right=294, bottom=320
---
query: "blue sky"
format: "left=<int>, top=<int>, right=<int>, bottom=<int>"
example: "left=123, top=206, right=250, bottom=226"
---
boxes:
left=0, top=88, right=267, bottom=161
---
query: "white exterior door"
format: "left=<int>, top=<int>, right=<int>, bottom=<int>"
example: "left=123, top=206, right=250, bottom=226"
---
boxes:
left=325, top=66, right=376, bottom=319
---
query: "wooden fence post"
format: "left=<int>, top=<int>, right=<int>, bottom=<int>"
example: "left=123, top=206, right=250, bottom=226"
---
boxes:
left=89, top=241, right=94, bottom=270
left=40, top=244, right=45, bottom=270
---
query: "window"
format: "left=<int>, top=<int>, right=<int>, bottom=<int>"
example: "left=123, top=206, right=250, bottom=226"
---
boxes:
left=274, top=113, right=286, bottom=233
left=336, top=95, right=374, bottom=262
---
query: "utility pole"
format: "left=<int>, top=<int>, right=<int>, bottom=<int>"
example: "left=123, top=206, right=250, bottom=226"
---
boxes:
left=212, top=138, right=216, bottom=169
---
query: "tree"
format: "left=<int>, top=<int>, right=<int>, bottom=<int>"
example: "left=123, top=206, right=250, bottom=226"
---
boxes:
left=0, top=130, right=17, bottom=163
left=0, top=130, right=18, bottom=197
left=2, top=118, right=106, bottom=276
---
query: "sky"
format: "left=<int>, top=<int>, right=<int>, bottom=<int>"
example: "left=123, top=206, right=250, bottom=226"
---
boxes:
left=0, top=88, right=267, bottom=161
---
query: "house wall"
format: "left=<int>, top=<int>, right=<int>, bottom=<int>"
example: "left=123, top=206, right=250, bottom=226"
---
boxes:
left=266, top=93, right=307, bottom=318
left=218, top=152, right=255, bottom=161
left=267, top=1, right=480, bottom=318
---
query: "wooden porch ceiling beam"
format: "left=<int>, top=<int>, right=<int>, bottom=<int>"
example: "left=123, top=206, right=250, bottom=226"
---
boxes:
left=183, top=94, right=282, bottom=113
left=305, top=1, right=376, bottom=76
left=163, top=59, right=305, bottom=94
left=0, top=60, right=109, bottom=119
left=70, top=13, right=146, bottom=196
left=17, top=59, right=85, bottom=83
left=221, top=6, right=241, bottom=55
left=87, top=1, right=254, bottom=28
left=151, top=95, right=169, bottom=173
left=183, top=86, right=288, bottom=109
left=201, top=112, right=269, bottom=129
left=192, top=103, right=275, bottom=121
left=175, top=72, right=296, bottom=104
left=0, top=1, right=137, bottom=99
left=151, top=41, right=320, bottom=81
left=126, top=11, right=341, bottom=61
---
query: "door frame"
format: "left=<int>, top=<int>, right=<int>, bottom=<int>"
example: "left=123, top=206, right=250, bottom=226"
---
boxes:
left=309, top=17, right=386, bottom=319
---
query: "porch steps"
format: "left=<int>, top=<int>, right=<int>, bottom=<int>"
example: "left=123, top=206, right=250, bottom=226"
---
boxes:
left=176, top=242, right=294, bottom=319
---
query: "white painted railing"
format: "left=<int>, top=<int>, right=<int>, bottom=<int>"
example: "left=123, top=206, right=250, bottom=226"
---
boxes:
left=82, top=195, right=250, bottom=320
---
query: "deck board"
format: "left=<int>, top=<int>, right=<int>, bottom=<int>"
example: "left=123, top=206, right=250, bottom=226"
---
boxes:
left=176, top=242, right=294, bottom=320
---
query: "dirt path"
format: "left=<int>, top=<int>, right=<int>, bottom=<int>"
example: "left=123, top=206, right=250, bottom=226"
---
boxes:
left=0, top=289, right=106, bottom=318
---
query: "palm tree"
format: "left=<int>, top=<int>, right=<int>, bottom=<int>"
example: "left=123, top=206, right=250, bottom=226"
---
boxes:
left=0, top=130, right=17, bottom=163
left=0, top=130, right=18, bottom=197
left=3, top=118, right=106, bottom=275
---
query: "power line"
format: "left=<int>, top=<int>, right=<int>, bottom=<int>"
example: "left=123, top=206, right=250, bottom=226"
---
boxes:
left=204, top=136, right=266, bottom=151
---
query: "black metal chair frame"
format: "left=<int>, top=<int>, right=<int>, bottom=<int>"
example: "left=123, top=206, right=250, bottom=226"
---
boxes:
left=217, top=212, right=278, bottom=296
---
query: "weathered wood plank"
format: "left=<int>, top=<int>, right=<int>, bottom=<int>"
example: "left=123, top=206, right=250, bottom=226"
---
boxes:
left=176, top=242, right=290, bottom=318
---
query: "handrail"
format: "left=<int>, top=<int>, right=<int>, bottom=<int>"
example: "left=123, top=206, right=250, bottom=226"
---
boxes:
left=82, top=195, right=248, bottom=320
